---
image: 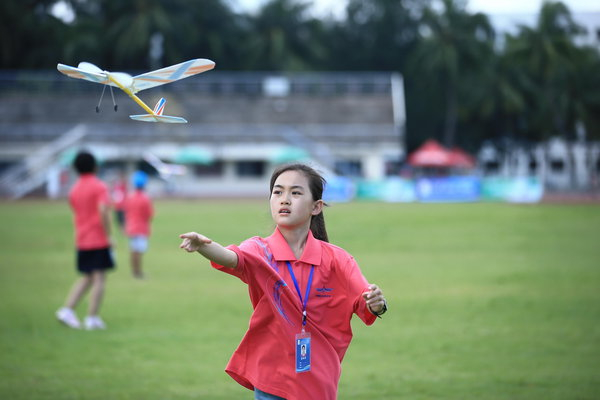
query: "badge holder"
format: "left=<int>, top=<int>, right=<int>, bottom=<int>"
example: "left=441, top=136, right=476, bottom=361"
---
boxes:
left=295, top=312, right=311, bottom=373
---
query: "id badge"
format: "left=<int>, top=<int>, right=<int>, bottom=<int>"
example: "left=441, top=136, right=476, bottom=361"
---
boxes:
left=295, top=332, right=311, bottom=373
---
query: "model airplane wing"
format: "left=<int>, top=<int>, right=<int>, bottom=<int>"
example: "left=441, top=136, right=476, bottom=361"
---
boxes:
left=57, top=62, right=134, bottom=91
left=131, top=58, right=215, bottom=93
left=57, top=62, right=108, bottom=84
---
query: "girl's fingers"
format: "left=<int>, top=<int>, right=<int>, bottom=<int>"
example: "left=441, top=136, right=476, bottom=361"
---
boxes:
left=178, top=233, right=213, bottom=252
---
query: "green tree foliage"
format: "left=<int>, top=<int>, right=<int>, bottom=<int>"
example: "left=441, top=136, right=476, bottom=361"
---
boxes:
left=243, top=0, right=327, bottom=71
left=59, top=0, right=245, bottom=70
left=408, top=0, right=494, bottom=147
left=1, top=0, right=598, bottom=150
left=325, top=0, right=421, bottom=71
left=0, top=1, right=68, bottom=68
left=508, top=1, right=599, bottom=144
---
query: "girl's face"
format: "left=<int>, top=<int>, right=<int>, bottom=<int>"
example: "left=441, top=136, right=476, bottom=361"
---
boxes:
left=270, top=170, right=323, bottom=230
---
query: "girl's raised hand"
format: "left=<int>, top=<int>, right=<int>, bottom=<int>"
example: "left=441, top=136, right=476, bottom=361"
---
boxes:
left=179, top=232, right=213, bottom=253
left=362, top=284, right=386, bottom=315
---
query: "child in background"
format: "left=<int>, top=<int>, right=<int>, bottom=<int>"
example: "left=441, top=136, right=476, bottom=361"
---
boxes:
left=179, top=163, right=387, bottom=400
left=125, top=171, right=154, bottom=279
left=111, top=172, right=128, bottom=232
left=56, top=151, right=114, bottom=330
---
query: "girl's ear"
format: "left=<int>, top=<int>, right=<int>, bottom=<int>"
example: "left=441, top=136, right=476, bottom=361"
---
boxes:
left=312, top=199, right=324, bottom=216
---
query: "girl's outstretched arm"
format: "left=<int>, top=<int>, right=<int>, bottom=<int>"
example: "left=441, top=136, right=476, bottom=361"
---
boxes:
left=179, top=232, right=238, bottom=269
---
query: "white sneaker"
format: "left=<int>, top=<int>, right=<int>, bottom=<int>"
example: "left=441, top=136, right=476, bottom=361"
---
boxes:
left=56, top=307, right=81, bottom=329
left=84, top=315, right=106, bottom=330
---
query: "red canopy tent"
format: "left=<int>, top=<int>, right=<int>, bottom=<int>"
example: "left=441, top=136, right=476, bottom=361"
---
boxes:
left=407, top=139, right=453, bottom=167
left=447, top=147, right=476, bottom=168
left=408, top=140, right=475, bottom=169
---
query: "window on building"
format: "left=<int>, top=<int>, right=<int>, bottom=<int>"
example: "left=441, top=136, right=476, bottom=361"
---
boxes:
left=483, top=160, right=499, bottom=175
left=385, top=160, right=402, bottom=176
left=193, top=161, right=224, bottom=177
left=235, top=160, right=265, bottom=177
left=529, top=158, right=538, bottom=173
left=550, top=159, right=564, bottom=172
left=0, top=161, right=15, bottom=174
left=334, top=160, right=362, bottom=177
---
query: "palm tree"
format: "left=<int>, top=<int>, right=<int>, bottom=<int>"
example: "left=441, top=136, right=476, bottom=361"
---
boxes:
left=504, top=1, right=585, bottom=141
left=503, top=1, right=593, bottom=187
left=408, top=0, right=494, bottom=147
left=325, top=0, right=421, bottom=71
left=245, top=0, right=325, bottom=71
left=0, top=0, right=69, bottom=68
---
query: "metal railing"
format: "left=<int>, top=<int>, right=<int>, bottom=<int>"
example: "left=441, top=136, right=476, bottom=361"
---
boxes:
left=0, top=124, right=87, bottom=198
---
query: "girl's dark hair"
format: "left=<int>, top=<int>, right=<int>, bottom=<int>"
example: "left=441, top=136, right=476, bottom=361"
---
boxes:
left=73, top=151, right=96, bottom=174
left=269, top=163, right=329, bottom=242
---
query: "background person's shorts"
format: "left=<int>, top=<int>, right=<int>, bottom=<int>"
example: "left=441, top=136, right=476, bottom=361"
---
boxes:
left=129, top=235, right=149, bottom=253
left=114, top=209, right=125, bottom=228
left=77, top=247, right=115, bottom=274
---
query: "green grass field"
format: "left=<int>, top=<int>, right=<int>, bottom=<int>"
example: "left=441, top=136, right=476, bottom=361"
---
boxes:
left=0, top=199, right=599, bottom=399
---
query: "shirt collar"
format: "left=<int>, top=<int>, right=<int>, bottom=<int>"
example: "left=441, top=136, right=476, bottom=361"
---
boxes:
left=266, top=227, right=322, bottom=266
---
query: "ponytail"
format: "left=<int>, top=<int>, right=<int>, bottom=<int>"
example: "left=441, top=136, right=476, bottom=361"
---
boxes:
left=270, top=163, right=330, bottom=243
left=310, top=211, right=329, bottom=243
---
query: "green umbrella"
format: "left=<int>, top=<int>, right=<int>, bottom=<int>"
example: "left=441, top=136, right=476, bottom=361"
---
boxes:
left=270, top=147, right=310, bottom=164
left=59, top=148, right=78, bottom=167
left=174, top=147, right=214, bottom=165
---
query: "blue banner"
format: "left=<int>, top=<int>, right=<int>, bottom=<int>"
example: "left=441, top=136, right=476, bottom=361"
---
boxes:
left=415, top=176, right=480, bottom=202
left=323, top=176, right=355, bottom=202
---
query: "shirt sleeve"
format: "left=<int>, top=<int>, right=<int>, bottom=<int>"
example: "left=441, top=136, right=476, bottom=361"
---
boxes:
left=209, top=238, right=265, bottom=284
left=343, top=254, right=377, bottom=326
left=98, top=182, right=110, bottom=206
left=210, top=244, right=248, bottom=283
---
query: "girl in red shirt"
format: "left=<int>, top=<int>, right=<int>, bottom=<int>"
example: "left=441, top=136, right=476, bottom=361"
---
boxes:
left=180, top=163, right=387, bottom=400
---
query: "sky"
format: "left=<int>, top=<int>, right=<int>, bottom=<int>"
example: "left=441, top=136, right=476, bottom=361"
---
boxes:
left=232, top=0, right=600, bottom=16
left=52, top=0, right=600, bottom=37
left=230, top=0, right=600, bottom=42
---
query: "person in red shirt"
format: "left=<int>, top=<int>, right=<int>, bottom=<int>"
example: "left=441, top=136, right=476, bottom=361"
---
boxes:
left=124, top=171, right=154, bottom=279
left=110, top=172, right=128, bottom=232
left=179, top=163, right=387, bottom=400
left=56, top=151, right=114, bottom=330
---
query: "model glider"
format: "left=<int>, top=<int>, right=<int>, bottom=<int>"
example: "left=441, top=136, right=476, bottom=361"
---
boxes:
left=143, top=152, right=187, bottom=180
left=57, top=59, right=215, bottom=123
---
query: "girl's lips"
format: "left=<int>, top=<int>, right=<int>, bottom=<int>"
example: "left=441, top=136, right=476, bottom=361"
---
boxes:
left=279, top=208, right=291, bottom=214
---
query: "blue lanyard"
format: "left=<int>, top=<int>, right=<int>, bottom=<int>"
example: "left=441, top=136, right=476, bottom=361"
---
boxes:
left=286, top=261, right=315, bottom=327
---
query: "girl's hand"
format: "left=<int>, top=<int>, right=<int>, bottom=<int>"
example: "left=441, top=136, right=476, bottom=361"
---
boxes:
left=179, top=232, right=212, bottom=252
left=362, top=284, right=387, bottom=315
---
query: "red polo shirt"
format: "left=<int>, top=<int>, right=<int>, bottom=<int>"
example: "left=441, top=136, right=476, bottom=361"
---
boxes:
left=124, top=190, right=153, bottom=236
left=211, top=228, right=376, bottom=400
left=69, top=173, right=110, bottom=250
left=111, top=179, right=127, bottom=211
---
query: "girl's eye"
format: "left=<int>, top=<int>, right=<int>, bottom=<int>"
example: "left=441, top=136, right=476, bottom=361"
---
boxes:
left=273, top=190, right=282, bottom=195
left=292, top=191, right=302, bottom=195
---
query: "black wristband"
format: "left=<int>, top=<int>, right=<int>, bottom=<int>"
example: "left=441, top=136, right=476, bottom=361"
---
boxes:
left=372, top=300, right=388, bottom=318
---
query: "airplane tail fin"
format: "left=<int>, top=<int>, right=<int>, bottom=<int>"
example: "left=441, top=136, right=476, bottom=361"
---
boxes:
left=129, top=98, right=187, bottom=123
left=153, top=98, right=166, bottom=115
